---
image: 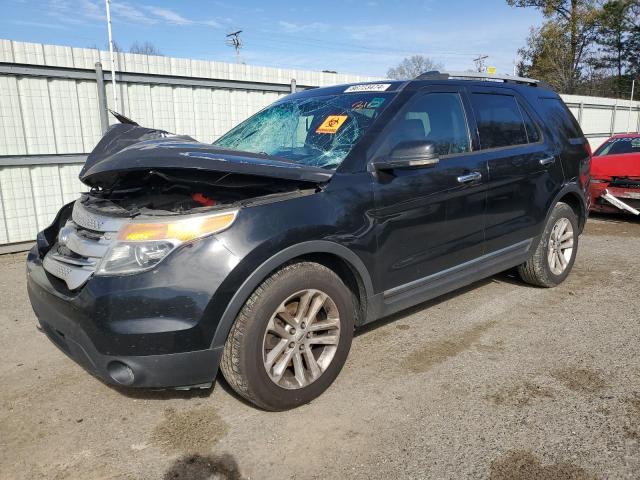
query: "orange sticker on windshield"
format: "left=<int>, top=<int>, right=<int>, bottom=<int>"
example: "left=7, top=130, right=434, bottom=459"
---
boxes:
left=316, top=115, right=348, bottom=134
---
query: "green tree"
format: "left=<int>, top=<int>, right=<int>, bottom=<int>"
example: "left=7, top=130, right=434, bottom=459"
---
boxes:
left=387, top=56, right=443, bottom=80
left=594, top=1, right=631, bottom=96
left=508, top=0, right=599, bottom=93
left=623, top=0, right=640, bottom=77
left=518, top=23, right=575, bottom=91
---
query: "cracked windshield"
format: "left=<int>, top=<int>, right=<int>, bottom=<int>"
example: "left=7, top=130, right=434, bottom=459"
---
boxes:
left=214, top=92, right=395, bottom=169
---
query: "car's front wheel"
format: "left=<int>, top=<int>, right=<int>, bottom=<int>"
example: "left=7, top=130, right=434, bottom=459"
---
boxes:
left=220, top=262, right=355, bottom=411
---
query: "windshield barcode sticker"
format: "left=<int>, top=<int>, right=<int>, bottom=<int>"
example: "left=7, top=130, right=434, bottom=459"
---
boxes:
left=344, top=83, right=391, bottom=93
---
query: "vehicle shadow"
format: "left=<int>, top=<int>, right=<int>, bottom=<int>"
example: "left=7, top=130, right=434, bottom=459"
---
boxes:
left=109, top=270, right=525, bottom=403
left=109, top=373, right=265, bottom=411
left=110, top=383, right=214, bottom=401
left=589, top=211, right=640, bottom=224
left=354, top=270, right=523, bottom=338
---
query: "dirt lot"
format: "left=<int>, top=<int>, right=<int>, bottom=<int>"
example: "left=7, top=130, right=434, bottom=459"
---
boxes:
left=1, top=215, right=639, bottom=479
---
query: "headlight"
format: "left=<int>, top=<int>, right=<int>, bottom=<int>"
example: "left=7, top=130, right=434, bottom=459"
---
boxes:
left=96, top=210, right=237, bottom=275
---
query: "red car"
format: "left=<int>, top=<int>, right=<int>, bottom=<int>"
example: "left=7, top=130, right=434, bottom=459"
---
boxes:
left=590, top=133, right=640, bottom=215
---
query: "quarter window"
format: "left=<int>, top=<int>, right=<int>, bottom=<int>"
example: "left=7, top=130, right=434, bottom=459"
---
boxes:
left=541, top=97, right=582, bottom=140
left=471, top=93, right=528, bottom=149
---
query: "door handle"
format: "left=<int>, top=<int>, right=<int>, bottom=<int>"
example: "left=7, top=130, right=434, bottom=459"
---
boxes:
left=457, top=171, right=482, bottom=183
left=539, top=156, right=556, bottom=166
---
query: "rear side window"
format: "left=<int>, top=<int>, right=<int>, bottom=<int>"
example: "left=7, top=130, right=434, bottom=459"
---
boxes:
left=471, top=93, right=528, bottom=149
left=540, top=97, right=583, bottom=141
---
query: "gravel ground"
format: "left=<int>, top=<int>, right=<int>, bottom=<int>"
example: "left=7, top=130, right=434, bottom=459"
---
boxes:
left=1, top=214, right=639, bottom=480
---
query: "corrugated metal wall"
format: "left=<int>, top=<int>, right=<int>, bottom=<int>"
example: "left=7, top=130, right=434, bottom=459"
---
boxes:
left=563, top=94, right=640, bottom=148
left=1, top=39, right=639, bottom=247
left=0, top=40, right=379, bottom=246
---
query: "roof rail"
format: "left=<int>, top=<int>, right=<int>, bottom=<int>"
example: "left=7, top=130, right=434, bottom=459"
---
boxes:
left=415, top=70, right=550, bottom=88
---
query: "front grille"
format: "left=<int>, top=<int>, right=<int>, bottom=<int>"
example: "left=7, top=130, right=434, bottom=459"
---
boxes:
left=42, top=200, right=128, bottom=290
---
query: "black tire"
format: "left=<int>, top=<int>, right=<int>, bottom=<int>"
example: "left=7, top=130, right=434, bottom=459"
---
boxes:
left=518, top=202, right=579, bottom=287
left=220, top=262, right=355, bottom=411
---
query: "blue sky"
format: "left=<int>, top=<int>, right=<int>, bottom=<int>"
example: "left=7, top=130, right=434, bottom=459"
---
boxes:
left=2, top=0, right=543, bottom=76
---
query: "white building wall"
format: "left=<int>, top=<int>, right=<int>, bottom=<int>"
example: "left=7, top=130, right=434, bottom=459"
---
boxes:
left=0, top=39, right=638, bottom=246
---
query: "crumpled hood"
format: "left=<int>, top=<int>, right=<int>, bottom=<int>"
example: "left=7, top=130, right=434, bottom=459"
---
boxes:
left=591, top=152, right=640, bottom=179
left=80, top=124, right=333, bottom=187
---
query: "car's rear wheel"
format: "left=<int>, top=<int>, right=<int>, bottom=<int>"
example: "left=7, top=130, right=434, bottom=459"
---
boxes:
left=220, top=262, right=355, bottom=411
left=518, top=202, right=579, bottom=287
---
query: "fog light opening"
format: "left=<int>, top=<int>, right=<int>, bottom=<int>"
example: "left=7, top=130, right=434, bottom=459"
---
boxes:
left=107, top=361, right=135, bottom=385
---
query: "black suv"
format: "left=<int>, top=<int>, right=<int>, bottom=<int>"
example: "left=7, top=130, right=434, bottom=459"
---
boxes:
left=27, top=72, right=590, bottom=410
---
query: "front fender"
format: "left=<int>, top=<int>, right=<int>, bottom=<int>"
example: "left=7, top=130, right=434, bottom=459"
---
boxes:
left=209, top=240, right=374, bottom=349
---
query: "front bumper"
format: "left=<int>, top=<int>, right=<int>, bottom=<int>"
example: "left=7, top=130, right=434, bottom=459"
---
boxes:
left=590, top=183, right=640, bottom=215
left=26, top=237, right=237, bottom=388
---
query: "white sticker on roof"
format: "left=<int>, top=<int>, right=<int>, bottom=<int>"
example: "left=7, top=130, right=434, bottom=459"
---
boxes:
left=344, top=83, right=391, bottom=93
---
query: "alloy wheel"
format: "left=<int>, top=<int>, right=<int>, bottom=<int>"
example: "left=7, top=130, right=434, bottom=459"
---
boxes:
left=262, top=289, right=341, bottom=390
left=547, top=217, right=574, bottom=275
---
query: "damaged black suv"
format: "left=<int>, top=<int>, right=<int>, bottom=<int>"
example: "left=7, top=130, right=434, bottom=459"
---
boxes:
left=27, top=72, right=590, bottom=410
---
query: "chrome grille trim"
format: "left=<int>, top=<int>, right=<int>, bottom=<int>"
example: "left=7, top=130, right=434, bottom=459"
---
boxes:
left=72, top=201, right=128, bottom=233
left=43, top=200, right=130, bottom=290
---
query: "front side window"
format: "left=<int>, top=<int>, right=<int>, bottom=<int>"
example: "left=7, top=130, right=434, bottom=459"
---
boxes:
left=594, top=137, right=640, bottom=156
left=381, top=92, right=471, bottom=157
left=471, top=93, right=528, bottom=149
left=214, top=92, right=394, bottom=169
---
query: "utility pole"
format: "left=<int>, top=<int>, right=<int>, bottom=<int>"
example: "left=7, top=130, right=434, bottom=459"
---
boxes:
left=105, top=0, right=117, bottom=108
left=226, top=30, right=243, bottom=64
left=473, top=54, right=488, bottom=73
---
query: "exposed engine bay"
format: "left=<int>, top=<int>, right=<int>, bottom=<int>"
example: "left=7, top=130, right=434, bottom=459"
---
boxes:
left=82, top=168, right=317, bottom=217
left=39, top=119, right=330, bottom=291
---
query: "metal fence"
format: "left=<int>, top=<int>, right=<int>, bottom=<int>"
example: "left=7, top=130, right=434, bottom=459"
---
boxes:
left=562, top=93, right=640, bottom=148
left=0, top=40, right=378, bottom=249
left=0, top=39, right=639, bottom=249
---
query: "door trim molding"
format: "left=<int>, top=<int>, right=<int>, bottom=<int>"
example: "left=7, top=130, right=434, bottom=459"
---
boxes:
left=383, top=238, right=533, bottom=300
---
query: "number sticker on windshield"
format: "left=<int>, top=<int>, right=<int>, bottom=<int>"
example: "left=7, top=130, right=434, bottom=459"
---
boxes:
left=344, top=83, right=391, bottom=93
left=316, top=115, right=348, bottom=134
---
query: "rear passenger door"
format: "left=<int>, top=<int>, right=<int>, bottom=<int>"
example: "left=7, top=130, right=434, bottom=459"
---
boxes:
left=468, top=87, right=564, bottom=253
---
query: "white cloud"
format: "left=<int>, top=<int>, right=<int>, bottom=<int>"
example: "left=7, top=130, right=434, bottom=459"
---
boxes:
left=278, top=21, right=330, bottom=33
left=344, top=24, right=393, bottom=41
left=146, top=7, right=192, bottom=25
left=46, top=1, right=216, bottom=27
left=111, top=2, right=156, bottom=25
left=12, top=20, right=69, bottom=30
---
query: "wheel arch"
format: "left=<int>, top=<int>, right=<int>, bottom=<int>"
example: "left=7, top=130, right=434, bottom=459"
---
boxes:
left=545, top=183, right=588, bottom=234
left=210, top=241, right=374, bottom=349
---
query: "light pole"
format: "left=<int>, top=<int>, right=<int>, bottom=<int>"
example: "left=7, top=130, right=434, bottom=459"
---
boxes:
left=105, top=0, right=118, bottom=109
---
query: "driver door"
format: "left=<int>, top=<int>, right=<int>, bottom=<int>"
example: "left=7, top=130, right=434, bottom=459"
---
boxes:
left=370, top=86, right=488, bottom=307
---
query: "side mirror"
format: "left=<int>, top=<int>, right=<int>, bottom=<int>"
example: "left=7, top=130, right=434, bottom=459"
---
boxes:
left=373, top=140, right=439, bottom=170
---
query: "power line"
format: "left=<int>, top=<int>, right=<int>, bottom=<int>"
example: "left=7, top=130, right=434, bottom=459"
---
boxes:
left=249, top=30, right=480, bottom=58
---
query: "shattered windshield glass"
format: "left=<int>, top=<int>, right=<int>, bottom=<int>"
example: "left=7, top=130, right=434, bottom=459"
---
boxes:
left=213, top=92, right=394, bottom=169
